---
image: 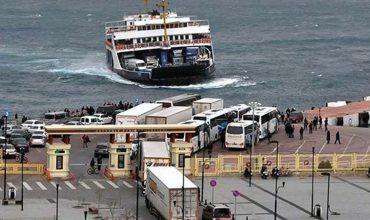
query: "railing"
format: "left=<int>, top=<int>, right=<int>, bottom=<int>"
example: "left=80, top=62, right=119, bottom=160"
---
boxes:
left=192, top=153, right=370, bottom=176
left=0, top=163, right=44, bottom=175
left=112, top=38, right=212, bottom=51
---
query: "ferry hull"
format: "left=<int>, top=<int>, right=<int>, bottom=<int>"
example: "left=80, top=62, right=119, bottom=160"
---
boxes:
left=111, top=63, right=215, bottom=85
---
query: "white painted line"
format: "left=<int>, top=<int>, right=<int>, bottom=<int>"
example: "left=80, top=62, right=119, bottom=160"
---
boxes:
left=0, top=187, right=2, bottom=191
left=365, top=144, right=370, bottom=155
left=270, top=147, right=277, bottom=154
left=7, top=182, right=17, bottom=190
left=64, top=181, right=76, bottom=190
left=23, top=182, right=33, bottom=191
left=106, top=180, right=119, bottom=189
left=79, top=181, right=91, bottom=190
left=50, top=181, right=62, bottom=190
left=36, top=182, right=47, bottom=190
left=122, top=180, right=133, bottom=188
left=93, top=181, right=105, bottom=189
left=295, top=140, right=306, bottom=154
left=36, top=148, right=41, bottom=153
left=318, top=142, right=327, bottom=154
left=342, top=134, right=355, bottom=154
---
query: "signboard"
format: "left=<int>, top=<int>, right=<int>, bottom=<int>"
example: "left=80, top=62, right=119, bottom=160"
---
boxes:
left=232, top=190, right=240, bottom=197
left=55, top=149, right=65, bottom=154
left=210, top=179, right=217, bottom=187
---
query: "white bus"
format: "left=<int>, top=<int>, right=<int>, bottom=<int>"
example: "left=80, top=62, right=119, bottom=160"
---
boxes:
left=156, top=93, right=201, bottom=108
left=192, top=108, right=235, bottom=143
left=229, top=104, right=251, bottom=122
left=242, top=107, right=279, bottom=139
left=167, top=119, right=208, bottom=152
left=225, top=121, right=259, bottom=149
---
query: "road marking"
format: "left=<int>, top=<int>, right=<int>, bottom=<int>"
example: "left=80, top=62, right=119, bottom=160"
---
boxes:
left=64, top=181, right=76, bottom=190
left=295, top=140, right=306, bottom=154
left=36, top=148, right=41, bottom=153
left=7, top=182, right=17, bottom=190
left=318, top=142, right=327, bottom=154
left=79, top=181, right=91, bottom=190
left=342, top=134, right=355, bottom=154
left=23, top=182, right=33, bottom=191
left=0, top=187, right=2, bottom=191
left=50, top=181, right=62, bottom=190
left=93, top=181, right=105, bottom=189
left=270, top=147, right=277, bottom=154
left=366, top=144, right=370, bottom=154
left=122, top=180, right=133, bottom=188
left=36, top=182, right=47, bottom=190
left=107, top=180, right=119, bottom=189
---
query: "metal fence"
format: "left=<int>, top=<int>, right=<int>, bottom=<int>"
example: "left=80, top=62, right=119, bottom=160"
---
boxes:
left=192, top=153, right=370, bottom=176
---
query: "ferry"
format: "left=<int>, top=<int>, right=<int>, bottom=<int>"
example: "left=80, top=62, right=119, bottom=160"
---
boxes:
left=104, top=0, right=215, bottom=85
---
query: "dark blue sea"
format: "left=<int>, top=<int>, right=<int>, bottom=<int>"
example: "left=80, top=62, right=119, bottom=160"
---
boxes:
left=1, top=0, right=370, bottom=118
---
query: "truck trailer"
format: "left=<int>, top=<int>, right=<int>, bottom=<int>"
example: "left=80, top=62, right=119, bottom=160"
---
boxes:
left=192, top=98, right=224, bottom=114
left=145, top=167, right=199, bottom=220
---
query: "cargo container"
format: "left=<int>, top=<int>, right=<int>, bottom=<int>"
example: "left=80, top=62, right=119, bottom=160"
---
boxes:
left=145, top=167, right=199, bottom=220
left=139, top=141, right=170, bottom=181
left=192, top=98, right=224, bottom=114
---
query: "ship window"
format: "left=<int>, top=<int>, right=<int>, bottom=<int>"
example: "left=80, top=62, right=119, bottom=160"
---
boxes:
left=159, top=36, right=162, bottom=41
left=161, top=24, right=164, bottom=29
left=166, top=24, right=169, bottom=28
left=174, top=35, right=178, bottom=40
left=170, top=24, right=174, bottom=28
left=180, top=35, right=184, bottom=40
left=147, top=25, right=151, bottom=30
left=179, top=23, right=183, bottom=28
left=184, top=23, right=187, bottom=27
left=169, top=36, right=173, bottom=41
left=138, top=26, right=142, bottom=31
left=143, top=26, right=146, bottom=30
left=174, top=23, right=178, bottom=28
left=156, top=25, right=160, bottom=29
left=185, top=35, right=189, bottom=40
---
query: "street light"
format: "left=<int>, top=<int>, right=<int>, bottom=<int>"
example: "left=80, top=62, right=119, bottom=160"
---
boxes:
left=311, top=147, right=315, bottom=217
left=248, top=102, right=261, bottom=187
left=56, top=183, right=59, bottom=220
left=321, top=172, right=331, bottom=220
left=2, top=115, right=8, bottom=205
left=201, top=123, right=211, bottom=203
left=20, top=147, right=25, bottom=211
left=135, top=130, right=142, bottom=220
left=270, top=140, right=280, bottom=220
left=182, top=155, right=191, bottom=220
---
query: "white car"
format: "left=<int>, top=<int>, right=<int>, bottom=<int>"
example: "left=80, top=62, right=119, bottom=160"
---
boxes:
left=29, top=134, right=46, bottom=147
left=31, top=130, right=47, bottom=139
left=28, top=125, right=46, bottom=133
left=80, top=116, right=103, bottom=125
left=21, top=120, right=44, bottom=129
left=2, top=144, right=17, bottom=158
left=93, top=113, right=113, bottom=124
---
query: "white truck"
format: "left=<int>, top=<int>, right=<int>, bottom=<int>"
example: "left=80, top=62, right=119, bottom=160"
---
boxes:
left=139, top=141, right=170, bottom=181
left=145, top=106, right=193, bottom=140
left=145, top=166, right=200, bottom=220
left=126, top=58, right=146, bottom=71
left=115, top=103, right=163, bottom=142
left=192, top=98, right=224, bottom=114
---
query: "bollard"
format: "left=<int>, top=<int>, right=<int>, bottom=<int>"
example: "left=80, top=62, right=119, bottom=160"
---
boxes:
left=314, top=204, right=322, bottom=217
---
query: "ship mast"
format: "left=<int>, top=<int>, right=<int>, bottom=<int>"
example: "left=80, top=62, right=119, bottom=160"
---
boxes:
left=159, top=0, right=169, bottom=43
left=144, top=0, right=149, bottom=14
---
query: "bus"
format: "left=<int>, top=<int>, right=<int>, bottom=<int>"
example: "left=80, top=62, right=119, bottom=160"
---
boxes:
left=225, top=121, right=259, bottom=149
left=156, top=93, right=201, bottom=108
left=229, top=104, right=251, bottom=122
left=242, top=106, right=279, bottom=139
left=167, top=119, right=208, bottom=152
left=192, top=108, right=235, bottom=143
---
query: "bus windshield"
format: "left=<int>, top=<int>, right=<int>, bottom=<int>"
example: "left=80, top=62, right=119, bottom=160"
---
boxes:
left=226, top=126, right=243, bottom=134
left=243, top=115, right=259, bottom=121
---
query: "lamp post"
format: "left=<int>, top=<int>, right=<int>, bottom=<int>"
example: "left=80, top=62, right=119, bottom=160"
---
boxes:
left=270, top=140, right=279, bottom=220
left=135, top=130, right=142, bottom=220
left=56, top=183, right=59, bottom=220
left=182, top=155, right=191, bottom=220
left=311, top=147, right=315, bottom=217
left=2, top=115, right=8, bottom=205
left=20, top=147, right=25, bottom=211
left=201, top=123, right=210, bottom=203
left=321, top=172, right=331, bottom=220
left=248, top=102, right=261, bottom=187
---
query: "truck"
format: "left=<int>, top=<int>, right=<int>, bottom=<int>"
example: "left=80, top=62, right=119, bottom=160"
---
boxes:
left=145, top=106, right=193, bottom=140
left=192, top=98, right=224, bottom=114
left=139, top=141, right=170, bottom=181
left=115, top=103, right=163, bottom=142
left=145, top=166, right=199, bottom=220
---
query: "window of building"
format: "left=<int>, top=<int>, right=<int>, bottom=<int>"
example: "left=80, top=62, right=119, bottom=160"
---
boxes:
left=178, top=154, right=185, bottom=167
left=56, top=156, right=63, bottom=170
left=118, top=155, right=125, bottom=168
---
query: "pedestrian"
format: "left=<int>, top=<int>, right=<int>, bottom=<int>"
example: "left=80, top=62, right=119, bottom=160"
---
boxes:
left=324, top=117, right=328, bottom=131
left=309, top=122, right=313, bottom=134
left=335, top=131, right=341, bottom=144
left=97, top=155, right=103, bottom=171
left=303, top=118, right=308, bottom=130
left=326, top=130, right=330, bottom=144
left=82, top=134, right=90, bottom=148
left=299, top=127, right=304, bottom=140
left=319, top=116, right=322, bottom=129
left=220, top=130, right=226, bottom=148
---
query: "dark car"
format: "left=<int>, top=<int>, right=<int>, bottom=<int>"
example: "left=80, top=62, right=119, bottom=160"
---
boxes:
left=94, top=143, right=109, bottom=158
left=289, top=112, right=304, bottom=123
left=11, top=128, right=32, bottom=140
left=12, top=137, right=29, bottom=152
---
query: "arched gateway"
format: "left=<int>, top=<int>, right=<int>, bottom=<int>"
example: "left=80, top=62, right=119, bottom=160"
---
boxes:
left=45, top=124, right=197, bottom=179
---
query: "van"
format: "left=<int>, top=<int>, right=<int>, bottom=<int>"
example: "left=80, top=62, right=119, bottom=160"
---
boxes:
left=80, top=116, right=102, bottom=125
left=44, top=111, right=67, bottom=121
left=202, top=203, right=232, bottom=220
left=126, top=59, right=146, bottom=71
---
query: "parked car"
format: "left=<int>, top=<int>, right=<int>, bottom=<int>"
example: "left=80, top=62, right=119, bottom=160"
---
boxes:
left=202, top=203, right=232, bottom=220
left=2, top=144, right=17, bottom=158
left=64, top=121, right=82, bottom=126
left=12, top=137, right=29, bottom=152
left=9, top=133, right=23, bottom=145
left=21, top=120, right=44, bottom=129
left=289, top=112, right=304, bottom=123
left=94, top=143, right=109, bottom=158
left=80, top=116, right=102, bottom=125
left=11, top=128, right=32, bottom=140
left=30, top=130, right=47, bottom=139
left=93, top=113, right=113, bottom=124
left=29, top=134, right=46, bottom=147
left=3, top=124, right=21, bottom=137
left=28, top=125, right=46, bottom=134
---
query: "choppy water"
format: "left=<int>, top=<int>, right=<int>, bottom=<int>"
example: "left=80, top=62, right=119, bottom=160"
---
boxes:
left=1, top=0, right=370, bottom=118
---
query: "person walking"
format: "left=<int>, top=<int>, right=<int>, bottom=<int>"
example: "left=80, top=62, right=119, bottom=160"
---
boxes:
left=299, top=127, right=304, bottom=140
left=82, top=134, right=90, bottom=148
left=319, top=116, right=322, bottom=129
left=324, top=117, right=328, bottom=131
left=335, top=131, right=341, bottom=144
left=326, top=130, right=331, bottom=144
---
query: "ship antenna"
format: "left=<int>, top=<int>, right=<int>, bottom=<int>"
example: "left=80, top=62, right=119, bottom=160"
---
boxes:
left=159, top=0, right=169, bottom=44
left=144, top=0, right=149, bottom=14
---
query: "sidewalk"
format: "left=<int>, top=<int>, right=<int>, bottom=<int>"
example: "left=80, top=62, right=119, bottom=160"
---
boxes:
left=0, top=198, right=137, bottom=220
